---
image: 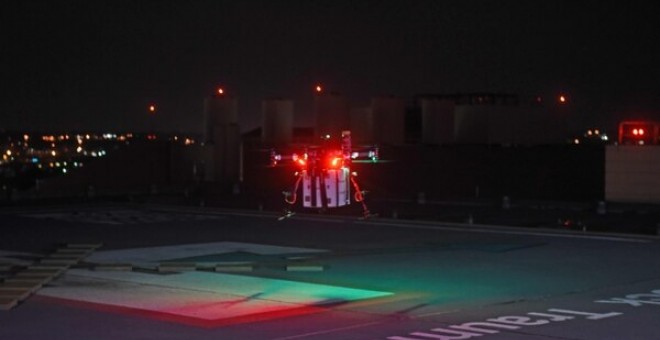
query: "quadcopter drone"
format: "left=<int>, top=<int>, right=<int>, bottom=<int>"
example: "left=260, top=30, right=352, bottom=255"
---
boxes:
left=270, top=130, right=379, bottom=220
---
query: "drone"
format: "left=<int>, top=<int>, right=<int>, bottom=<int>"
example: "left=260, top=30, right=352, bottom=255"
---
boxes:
left=270, top=130, right=379, bottom=220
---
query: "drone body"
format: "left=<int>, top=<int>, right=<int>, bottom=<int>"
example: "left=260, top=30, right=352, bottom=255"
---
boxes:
left=270, top=131, right=378, bottom=218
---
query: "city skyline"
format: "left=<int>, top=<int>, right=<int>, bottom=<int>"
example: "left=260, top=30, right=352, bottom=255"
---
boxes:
left=2, top=1, right=659, bottom=133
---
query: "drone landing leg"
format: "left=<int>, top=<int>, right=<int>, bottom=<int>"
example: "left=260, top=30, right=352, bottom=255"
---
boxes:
left=350, top=176, right=377, bottom=219
left=278, top=209, right=296, bottom=221
left=279, top=175, right=302, bottom=221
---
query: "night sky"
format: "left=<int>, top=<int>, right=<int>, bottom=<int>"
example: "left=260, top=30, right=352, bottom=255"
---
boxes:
left=2, top=1, right=659, bottom=134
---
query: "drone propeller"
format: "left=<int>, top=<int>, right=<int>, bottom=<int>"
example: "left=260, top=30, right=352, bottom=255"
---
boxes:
left=352, top=159, right=393, bottom=163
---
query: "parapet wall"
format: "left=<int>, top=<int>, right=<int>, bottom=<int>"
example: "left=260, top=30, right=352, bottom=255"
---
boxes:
left=606, top=145, right=660, bottom=204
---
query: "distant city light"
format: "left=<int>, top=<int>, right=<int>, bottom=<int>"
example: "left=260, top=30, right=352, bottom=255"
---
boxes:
left=149, top=104, right=156, bottom=113
left=558, top=94, right=567, bottom=104
left=217, top=87, right=224, bottom=95
left=315, top=85, right=323, bottom=93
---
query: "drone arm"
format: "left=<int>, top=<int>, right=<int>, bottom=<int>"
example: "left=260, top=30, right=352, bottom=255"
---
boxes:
left=349, top=147, right=379, bottom=161
left=270, top=150, right=309, bottom=167
left=284, top=175, right=302, bottom=205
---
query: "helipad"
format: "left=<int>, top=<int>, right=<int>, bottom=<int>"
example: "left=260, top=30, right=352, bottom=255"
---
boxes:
left=37, top=269, right=392, bottom=328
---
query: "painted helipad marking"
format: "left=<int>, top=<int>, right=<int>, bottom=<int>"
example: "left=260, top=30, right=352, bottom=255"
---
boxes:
left=358, top=220, right=652, bottom=243
left=0, top=250, right=39, bottom=266
left=87, top=242, right=328, bottom=269
left=37, top=269, right=392, bottom=328
left=286, top=265, right=325, bottom=272
left=20, top=209, right=225, bottom=225
left=0, top=244, right=101, bottom=310
left=214, top=262, right=254, bottom=272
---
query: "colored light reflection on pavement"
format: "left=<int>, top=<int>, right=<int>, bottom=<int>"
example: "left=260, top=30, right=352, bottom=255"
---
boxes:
left=37, top=270, right=392, bottom=328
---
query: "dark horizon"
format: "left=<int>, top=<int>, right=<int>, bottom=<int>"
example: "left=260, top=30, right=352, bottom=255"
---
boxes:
left=2, top=1, right=659, bottom=134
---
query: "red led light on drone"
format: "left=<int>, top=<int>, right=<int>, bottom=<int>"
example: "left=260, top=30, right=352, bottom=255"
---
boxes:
left=329, top=157, right=342, bottom=168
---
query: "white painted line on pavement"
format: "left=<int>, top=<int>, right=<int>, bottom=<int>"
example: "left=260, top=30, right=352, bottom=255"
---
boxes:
left=412, top=308, right=462, bottom=319
left=146, top=205, right=348, bottom=223
left=357, top=220, right=652, bottom=243
left=270, top=320, right=385, bottom=340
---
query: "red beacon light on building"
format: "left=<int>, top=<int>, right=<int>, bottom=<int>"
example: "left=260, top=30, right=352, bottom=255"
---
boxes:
left=632, top=128, right=644, bottom=136
left=618, top=120, right=659, bottom=145
left=269, top=130, right=379, bottom=219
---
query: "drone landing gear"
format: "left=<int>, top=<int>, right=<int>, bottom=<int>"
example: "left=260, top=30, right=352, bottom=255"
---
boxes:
left=350, top=176, right=376, bottom=220
left=278, top=209, right=296, bottom=221
left=277, top=170, right=377, bottom=220
left=279, top=191, right=297, bottom=220
left=278, top=177, right=302, bottom=221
